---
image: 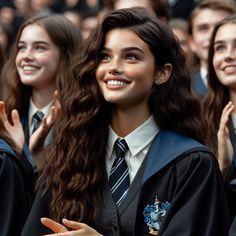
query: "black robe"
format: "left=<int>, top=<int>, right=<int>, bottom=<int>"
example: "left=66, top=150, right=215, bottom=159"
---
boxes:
left=0, top=139, right=35, bottom=236
left=21, top=131, right=230, bottom=236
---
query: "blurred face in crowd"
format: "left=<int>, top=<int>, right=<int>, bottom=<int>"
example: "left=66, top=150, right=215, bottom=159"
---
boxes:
left=213, top=22, right=236, bottom=89
left=114, top=0, right=156, bottom=17
left=172, top=27, right=190, bottom=55
left=190, top=8, right=231, bottom=68
left=15, top=24, right=60, bottom=90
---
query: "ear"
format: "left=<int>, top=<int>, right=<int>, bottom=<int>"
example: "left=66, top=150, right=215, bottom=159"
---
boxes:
left=155, top=63, right=172, bottom=85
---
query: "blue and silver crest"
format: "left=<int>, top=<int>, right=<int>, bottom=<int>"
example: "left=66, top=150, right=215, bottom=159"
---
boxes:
left=143, top=195, right=170, bottom=235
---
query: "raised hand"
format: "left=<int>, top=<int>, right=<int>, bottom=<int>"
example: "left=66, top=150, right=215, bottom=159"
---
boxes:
left=29, top=90, right=61, bottom=169
left=29, top=90, right=61, bottom=154
left=217, top=101, right=234, bottom=179
left=41, top=218, right=103, bottom=236
left=0, top=91, right=61, bottom=169
left=0, top=101, right=24, bottom=153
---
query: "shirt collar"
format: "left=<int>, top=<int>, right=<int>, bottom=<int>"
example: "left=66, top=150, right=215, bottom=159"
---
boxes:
left=28, top=98, right=53, bottom=125
left=200, top=67, right=208, bottom=86
left=107, top=115, right=159, bottom=158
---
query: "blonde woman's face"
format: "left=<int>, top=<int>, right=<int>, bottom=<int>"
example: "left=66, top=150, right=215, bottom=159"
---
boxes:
left=15, top=24, right=60, bottom=90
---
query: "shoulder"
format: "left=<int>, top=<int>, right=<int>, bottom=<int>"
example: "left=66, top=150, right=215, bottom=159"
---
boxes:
left=175, top=149, right=219, bottom=177
left=0, top=139, right=16, bottom=157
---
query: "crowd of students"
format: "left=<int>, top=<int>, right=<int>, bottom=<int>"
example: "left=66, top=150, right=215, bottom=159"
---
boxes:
left=1, top=0, right=236, bottom=235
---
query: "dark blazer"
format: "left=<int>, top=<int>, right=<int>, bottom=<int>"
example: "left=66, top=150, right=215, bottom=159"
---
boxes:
left=191, top=70, right=208, bottom=99
left=0, top=139, right=35, bottom=236
left=21, top=131, right=230, bottom=236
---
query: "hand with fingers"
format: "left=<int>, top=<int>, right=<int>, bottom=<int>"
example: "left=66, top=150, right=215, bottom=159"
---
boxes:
left=0, top=91, right=61, bottom=169
left=0, top=101, right=25, bottom=153
left=41, top=217, right=103, bottom=236
left=29, top=90, right=61, bottom=169
left=29, top=90, right=61, bottom=155
left=217, top=101, right=235, bottom=179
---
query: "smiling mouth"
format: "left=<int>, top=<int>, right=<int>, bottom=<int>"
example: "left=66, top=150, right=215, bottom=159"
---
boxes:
left=223, top=66, right=236, bottom=73
left=107, top=80, right=128, bottom=86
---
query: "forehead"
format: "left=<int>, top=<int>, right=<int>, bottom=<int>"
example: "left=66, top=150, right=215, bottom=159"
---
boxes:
left=19, top=24, right=51, bottom=42
left=114, top=0, right=155, bottom=15
left=192, top=9, right=231, bottom=27
left=115, top=0, right=150, bottom=9
left=104, top=28, right=147, bottom=48
left=215, top=22, right=236, bottom=40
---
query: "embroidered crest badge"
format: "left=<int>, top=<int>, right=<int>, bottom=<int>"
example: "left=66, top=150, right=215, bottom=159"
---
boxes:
left=143, top=195, right=170, bottom=235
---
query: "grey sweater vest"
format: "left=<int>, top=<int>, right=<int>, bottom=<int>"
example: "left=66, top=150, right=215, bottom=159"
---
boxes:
left=96, top=157, right=148, bottom=236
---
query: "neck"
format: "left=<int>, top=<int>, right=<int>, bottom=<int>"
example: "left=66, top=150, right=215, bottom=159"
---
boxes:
left=200, top=60, right=207, bottom=71
left=31, top=86, right=55, bottom=109
left=111, top=104, right=151, bottom=137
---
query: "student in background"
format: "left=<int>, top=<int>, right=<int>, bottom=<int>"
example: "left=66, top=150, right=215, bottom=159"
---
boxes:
left=0, top=95, right=59, bottom=236
left=21, top=7, right=230, bottom=236
left=106, top=0, right=171, bottom=23
left=189, top=0, right=236, bottom=100
left=203, top=13, right=236, bottom=222
left=0, top=14, right=81, bottom=169
left=169, top=18, right=195, bottom=76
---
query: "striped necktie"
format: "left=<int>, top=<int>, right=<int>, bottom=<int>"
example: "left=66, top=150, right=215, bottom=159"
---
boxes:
left=32, top=111, right=44, bottom=133
left=109, top=139, right=130, bottom=206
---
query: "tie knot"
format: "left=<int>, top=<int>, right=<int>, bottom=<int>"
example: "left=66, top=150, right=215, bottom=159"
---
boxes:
left=32, top=111, right=44, bottom=122
left=114, top=139, right=128, bottom=159
left=32, top=111, right=44, bottom=133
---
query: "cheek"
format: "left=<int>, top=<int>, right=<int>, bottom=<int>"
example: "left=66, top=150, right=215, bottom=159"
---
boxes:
left=95, top=64, right=106, bottom=82
left=15, top=54, right=21, bottom=67
left=213, top=54, right=222, bottom=71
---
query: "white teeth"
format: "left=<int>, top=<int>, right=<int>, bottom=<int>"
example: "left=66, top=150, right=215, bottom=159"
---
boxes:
left=23, top=66, right=37, bottom=71
left=107, top=80, right=127, bottom=86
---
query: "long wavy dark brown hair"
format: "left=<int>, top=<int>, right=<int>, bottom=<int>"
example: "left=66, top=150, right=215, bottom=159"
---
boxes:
left=40, top=7, right=206, bottom=225
left=203, top=14, right=236, bottom=151
left=0, top=14, right=82, bottom=118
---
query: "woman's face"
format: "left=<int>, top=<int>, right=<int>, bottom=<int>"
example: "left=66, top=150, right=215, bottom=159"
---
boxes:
left=15, top=24, right=60, bottom=90
left=95, top=28, right=158, bottom=112
left=213, top=22, right=236, bottom=89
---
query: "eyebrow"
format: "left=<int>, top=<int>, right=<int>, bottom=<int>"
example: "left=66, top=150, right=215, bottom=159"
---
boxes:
left=214, top=40, right=225, bottom=45
left=214, top=39, right=236, bottom=45
left=18, top=41, right=49, bottom=45
left=103, top=46, right=144, bottom=54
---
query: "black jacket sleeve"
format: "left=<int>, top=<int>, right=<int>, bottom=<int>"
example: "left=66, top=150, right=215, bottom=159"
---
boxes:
left=0, top=153, right=32, bottom=236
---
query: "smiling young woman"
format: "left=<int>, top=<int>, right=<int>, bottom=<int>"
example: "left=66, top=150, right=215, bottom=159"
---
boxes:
left=21, top=7, right=230, bottom=236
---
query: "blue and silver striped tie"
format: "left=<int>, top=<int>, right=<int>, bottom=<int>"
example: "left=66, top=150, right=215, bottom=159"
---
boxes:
left=109, top=139, right=130, bottom=206
left=32, top=111, right=44, bottom=133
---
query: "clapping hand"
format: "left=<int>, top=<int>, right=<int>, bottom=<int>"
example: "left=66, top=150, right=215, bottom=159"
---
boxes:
left=41, top=217, right=103, bottom=236
left=0, top=90, right=61, bottom=169
left=217, top=101, right=234, bottom=179
left=0, top=101, right=24, bottom=153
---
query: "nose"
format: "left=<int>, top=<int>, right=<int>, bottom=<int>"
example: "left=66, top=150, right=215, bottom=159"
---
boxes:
left=224, top=47, right=236, bottom=61
left=22, top=48, right=34, bottom=60
left=108, top=58, right=123, bottom=74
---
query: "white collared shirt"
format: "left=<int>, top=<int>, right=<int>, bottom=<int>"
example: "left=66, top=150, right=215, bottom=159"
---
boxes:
left=200, top=67, right=208, bottom=88
left=106, top=115, right=159, bottom=183
left=28, top=98, right=53, bottom=136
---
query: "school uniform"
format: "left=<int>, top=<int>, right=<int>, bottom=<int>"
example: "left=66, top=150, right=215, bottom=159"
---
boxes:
left=191, top=68, right=208, bottom=99
left=229, top=216, right=236, bottom=236
left=0, top=139, right=35, bottom=236
left=224, top=116, right=236, bottom=223
left=21, top=119, right=230, bottom=236
left=22, top=98, right=53, bottom=145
